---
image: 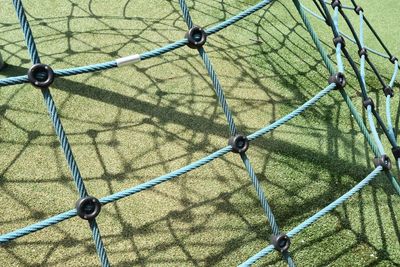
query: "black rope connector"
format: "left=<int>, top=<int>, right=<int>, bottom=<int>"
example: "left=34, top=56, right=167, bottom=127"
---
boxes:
left=328, top=72, right=346, bottom=89
left=392, top=147, right=400, bottom=160
left=27, top=63, right=54, bottom=88
left=228, top=134, right=249, bottom=154
left=331, top=0, right=341, bottom=9
left=363, top=97, right=374, bottom=110
left=185, top=26, right=207, bottom=49
left=390, top=56, right=398, bottom=64
left=354, top=6, right=363, bottom=15
left=76, top=196, right=102, bottom=220
left=383, top=86, right=394, bottom=97
left=373, top=155, right=392, bottom=171
left=358, top=48, right=368, bottom=58
left=333, top=36, right=346, bottom=49
left=271, top=234, right=291, bottom=253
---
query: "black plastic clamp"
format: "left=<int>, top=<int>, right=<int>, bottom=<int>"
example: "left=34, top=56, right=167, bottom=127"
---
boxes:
left=390, top=56, right=398, bottom=64
left=331, top=0, right=341, bottom=9
left=373, top=155, right=392, bottom=171
left=76, top=196, right=102, bottom=220
left=383, top=86, right=394, bottom=97
left=228, top=134, right=249, bottom=154
left=27, top=63, right=54, bottom=88
left=392, top=147, right=400, bottom=160
left=363, top=97, right=374, bottom=110
left=358, top=48, right=368, bottom=58
left=354, top=6, right=363, bottom=15
left=328, top=72, right=346, bottom=89
left=333, top=36, right=346, bottom=49
left=185, top=26, right=207, bottom=49
left=271, top=234, right=291, bottom=253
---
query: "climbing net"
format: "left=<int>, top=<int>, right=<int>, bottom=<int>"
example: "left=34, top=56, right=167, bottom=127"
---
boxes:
left=0, top=0, right=399, bottom=266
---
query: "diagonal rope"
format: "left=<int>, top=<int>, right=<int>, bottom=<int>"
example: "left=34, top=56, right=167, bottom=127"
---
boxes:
left=178, top=0, right=238, bottom=136
left=11, top=1, right=110, bottom=266
left=178, top=1, right=295, bottom=265
left=0, top=83, right=332, bottom=243
left=239, top=166, right=383, bottom=266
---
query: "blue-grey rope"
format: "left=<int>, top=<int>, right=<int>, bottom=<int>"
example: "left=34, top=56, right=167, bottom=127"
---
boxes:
left=294, top=0, right=380, bottom=157
left=178, top=0, right=238, bottom=136
left=292, top=0, right=336, bottom=75
left=386, top=61, right=399, bottom=141
left=0, top=83, right=334, bottom=242
left=1, top=1, right=399, bottom=266
left=248, top=84, right=335, bottom=141
left=386, top=95, right=395, bottom=141
left=100, top=146, right=232, bottom=205
left=197, top=48, right=238, bottom=135
left=240, top=153, right=297, bottom=267
left=12, top=0, right=40, bottom=64
left=0, top=0, right=275, bottom=87
left=367, top=105, right=385, bottom=155
left=357, top=11, right=385, bottom=155
left=0, top=209, right=77, bottom=243
left=239, top=166, right=383, bottom=266
left=332, top=7, right=344, bottom=72
left=11, top=1, right=110, bottom=266
left=179, top=0, right=294, bottom=265
left=240, top=153, right=280, bottom=235
left=300, top=3, right=390, bottom=59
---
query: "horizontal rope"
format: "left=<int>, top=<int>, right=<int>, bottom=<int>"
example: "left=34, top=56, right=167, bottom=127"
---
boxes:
left=0, top=209, right=76, bottom=243
left=0, top=83, right=336, bottom=242
left=0, top=0, right=274, bottom=88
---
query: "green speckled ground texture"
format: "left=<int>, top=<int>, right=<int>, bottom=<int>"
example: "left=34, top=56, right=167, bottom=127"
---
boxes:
left=0, top=0, right=399, bottom=266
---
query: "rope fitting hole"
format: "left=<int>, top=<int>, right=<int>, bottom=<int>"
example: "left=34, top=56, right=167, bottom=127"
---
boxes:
left=333, top=36, right=346, bottom=49
left=354, top=6, right=363, bottom=15
left=363, top=97, right=374, bottom=110
left=331, top=0, right=342, bottom=9
left=185, top=26, right=207, bottom=49
left=27, top=64, right=54, bottom=88
left=373, top=155, right=392, bottom=171
left=76, top=196, right=101, bottom=220
left=358, top=48, right=368, bottom=58
left=328, top=72, right=346, bottom=89
left=228, top=134, right=249, bottom=153
left=383, top=86, right=394, bottom=97
left=390, top=56, right=398, bottom=64
left=271, top=234, right=291, bottom=253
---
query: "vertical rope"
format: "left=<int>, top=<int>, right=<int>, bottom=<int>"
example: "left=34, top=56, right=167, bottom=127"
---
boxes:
left=178, top=0, right=238, bottom=136
left=332, top=7, right=344, bottom=72
left=89, top=220, right=111, bottom=267
left=366, top=106, right=385, bottom=155
left=240, top=154, right=280, bottom=235
left=178, top=0, right=295, bottom=265
left=292, top=0, right=336, bottom=75
left=12, top=0, right=40, bottom=64
left=386, top=61, right=399, bottom=140
left=11, top=1, right=110, bottom=266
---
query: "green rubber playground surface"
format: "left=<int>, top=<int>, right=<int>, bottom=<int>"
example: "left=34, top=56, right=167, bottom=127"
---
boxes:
left=0, top=0, right=399, bottom=266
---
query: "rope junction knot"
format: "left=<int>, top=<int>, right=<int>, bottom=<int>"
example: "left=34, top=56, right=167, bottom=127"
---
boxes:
left=27, top=63, right=54, bottom=88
